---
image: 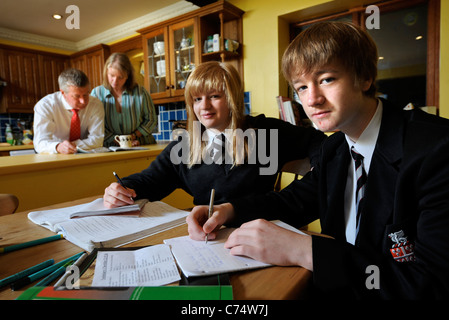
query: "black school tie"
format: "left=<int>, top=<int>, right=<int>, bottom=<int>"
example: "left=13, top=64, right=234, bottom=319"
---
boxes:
left=351, top=147, right=367, bottom=230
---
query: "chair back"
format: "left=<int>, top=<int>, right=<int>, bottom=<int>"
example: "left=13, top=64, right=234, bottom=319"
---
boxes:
left=274, top=158, right=311, bottom=192
left=0, top=194, right=19, bottom=215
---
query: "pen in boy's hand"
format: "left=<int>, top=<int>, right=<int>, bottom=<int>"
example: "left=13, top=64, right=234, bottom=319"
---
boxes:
left=205, top=189, right=215, bottom=244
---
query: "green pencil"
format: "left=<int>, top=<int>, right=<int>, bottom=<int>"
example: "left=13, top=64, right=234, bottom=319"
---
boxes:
left=0, top=234, right=63, bottom=253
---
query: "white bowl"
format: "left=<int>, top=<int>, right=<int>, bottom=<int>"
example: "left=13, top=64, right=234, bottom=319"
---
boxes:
left=153, top=41, right=165, bottom=55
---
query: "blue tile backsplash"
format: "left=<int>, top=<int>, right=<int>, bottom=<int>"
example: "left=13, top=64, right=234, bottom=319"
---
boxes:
left=152, top=103, right=188, bottom=142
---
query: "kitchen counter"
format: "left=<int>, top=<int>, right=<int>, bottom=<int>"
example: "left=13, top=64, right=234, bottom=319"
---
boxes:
left=0, top=143, right=35, bottom=156
left=0, top=143, right=194, bottom=212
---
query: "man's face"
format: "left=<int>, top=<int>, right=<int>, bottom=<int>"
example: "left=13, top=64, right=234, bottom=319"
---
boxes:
left=61, top=85, right=90, bottom=110
left=291, top=62, right=372, bottom=140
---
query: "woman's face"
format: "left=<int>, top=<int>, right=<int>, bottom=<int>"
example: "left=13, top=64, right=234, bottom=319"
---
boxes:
left=107, top=67, right=127, bottom=93
left=192, top=90, right=231, bottom=132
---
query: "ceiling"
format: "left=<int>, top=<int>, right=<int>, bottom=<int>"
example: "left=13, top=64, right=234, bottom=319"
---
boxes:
left=0, top=0, right=193, bottom=49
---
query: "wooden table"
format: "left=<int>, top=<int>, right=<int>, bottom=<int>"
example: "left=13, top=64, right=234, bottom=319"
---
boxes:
left=0, top=196, right=312, bottom=300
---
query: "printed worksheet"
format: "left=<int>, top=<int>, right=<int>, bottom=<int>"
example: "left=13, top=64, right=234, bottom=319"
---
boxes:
left=92, top=245, right=180, bottom=287
left=164, top=220, right=306, bottom=277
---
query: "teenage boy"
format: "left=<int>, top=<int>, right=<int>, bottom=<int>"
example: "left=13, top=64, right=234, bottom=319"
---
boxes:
left=186, top=22, right=449, bottom=299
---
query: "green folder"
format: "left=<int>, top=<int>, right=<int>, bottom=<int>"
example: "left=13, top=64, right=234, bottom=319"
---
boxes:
left=16, top=285, right=233, bottom=300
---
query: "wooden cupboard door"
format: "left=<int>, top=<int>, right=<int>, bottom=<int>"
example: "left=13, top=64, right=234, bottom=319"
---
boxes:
left=4, top=49, right=40, bottom=112
left=168, top=17, right=198, bottom=99
left=85, top=50, right=105, bottom=89
left=142, top=27, right=170, bottom=100
left=38, top=54, right=70, bottom=99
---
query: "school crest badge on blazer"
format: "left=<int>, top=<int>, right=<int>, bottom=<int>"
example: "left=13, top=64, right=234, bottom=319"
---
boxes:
left=388, top=230, right=416, bottom=262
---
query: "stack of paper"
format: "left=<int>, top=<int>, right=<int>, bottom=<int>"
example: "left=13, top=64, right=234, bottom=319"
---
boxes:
left=92, top=245, right=180, bottom=287
left=164, top=220, right=306, bottom=277
left=28, top=199, right=188, bottom=252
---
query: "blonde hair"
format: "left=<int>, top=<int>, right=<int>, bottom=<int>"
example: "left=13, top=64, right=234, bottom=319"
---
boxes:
left=102, top=52, right=136, bottom=91
left=282, top=21, right=378, bottom=97
left=184, top=61, right=248, bottom=167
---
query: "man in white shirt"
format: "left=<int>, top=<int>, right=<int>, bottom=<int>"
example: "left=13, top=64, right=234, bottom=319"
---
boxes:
left=33, top=68, right=104, bottom=154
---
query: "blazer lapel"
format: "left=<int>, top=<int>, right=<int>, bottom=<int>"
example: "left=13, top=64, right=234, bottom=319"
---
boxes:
left=356, top=103, right=404, bottom=248
left=320, top=133, right=350, bottom=240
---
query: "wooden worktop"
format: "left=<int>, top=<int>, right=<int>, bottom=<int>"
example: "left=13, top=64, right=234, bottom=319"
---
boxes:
left=0, top=143, right=35, bottom=152
left=0, top=143, right=168, bottom=176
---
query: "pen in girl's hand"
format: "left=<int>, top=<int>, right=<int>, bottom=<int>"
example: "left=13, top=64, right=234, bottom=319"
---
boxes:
left=205, top=189, right=215, bottom=244
left=113, top=171, right=133, bottom=201
left=113, top=171, right=127, bottom=189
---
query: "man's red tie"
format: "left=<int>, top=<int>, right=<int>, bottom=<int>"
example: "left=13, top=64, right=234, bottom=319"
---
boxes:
left=70, top=109, right=81, bottom=141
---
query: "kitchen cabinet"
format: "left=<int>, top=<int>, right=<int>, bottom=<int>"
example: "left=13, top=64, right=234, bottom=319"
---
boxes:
left=70, top=44, right=110, bottom=89
left=138, top=0, right=244, bottom=104
left=0, top=45, right=69, bottom=113
left=0, top=43, right=109, bottom=113
left=141, top=18, right=198, bottom=102
left=38, top=54, right=70, bottom=99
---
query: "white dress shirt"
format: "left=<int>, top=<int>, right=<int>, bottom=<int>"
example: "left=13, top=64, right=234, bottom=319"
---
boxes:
left=344, top=99, right=383, bottom=245
left=33, top=91, right=105, bottom=153
left=203, top=128, right=234, bottom=163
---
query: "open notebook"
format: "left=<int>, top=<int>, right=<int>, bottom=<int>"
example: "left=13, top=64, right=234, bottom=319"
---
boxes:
left=164, top=220, right=306, bottom=277
left=28, top=198, right=188, bottom=252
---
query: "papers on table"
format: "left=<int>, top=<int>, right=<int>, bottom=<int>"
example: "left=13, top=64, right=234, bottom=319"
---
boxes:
left=92, top=245, right=180, bottom=287
left=164, top=220, right=306, bottom=277
left=108, top=146, right=148, bottom=152
left=28, top=199, right=188, bottom=252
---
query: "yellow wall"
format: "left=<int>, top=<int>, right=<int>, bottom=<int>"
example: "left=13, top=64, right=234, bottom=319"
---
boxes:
left=229, top=0, right=449, bottom=119
left=226, top=0, right=328, bottom=118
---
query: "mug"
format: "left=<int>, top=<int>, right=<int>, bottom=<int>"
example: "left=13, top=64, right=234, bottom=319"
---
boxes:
left=114, top=135, right=132, bottom=148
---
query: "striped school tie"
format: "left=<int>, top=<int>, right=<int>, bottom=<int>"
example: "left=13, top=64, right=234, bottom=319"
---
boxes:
left=210, top=133, right=225, bottom=164
left=351, top=147, right=367, bottom=230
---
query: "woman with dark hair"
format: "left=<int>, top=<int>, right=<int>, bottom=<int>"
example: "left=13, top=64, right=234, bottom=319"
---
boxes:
left=91, top=52, right=157, bottom=147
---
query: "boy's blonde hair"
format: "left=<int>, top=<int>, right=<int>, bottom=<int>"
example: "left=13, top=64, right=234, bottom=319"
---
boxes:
left=282, top=21, right=378, bottom=97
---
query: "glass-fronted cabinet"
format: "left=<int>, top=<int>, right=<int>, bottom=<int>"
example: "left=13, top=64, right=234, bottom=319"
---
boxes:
left=144, top=28, right=169, bottom=100
left=142, top=18, right=198, bottom=102
left=139, top=0, right=243, bottom=104
left=170, top=19, right=196, bottom=97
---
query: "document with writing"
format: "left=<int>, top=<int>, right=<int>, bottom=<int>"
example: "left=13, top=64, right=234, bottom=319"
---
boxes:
left=92, top=245, right=180, bottom=287
left=28, top=200, right=188, bottom=252
left=164, top=220, right=306, bottom=277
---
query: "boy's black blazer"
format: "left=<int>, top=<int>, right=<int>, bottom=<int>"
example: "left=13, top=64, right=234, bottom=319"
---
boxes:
left=230, top=100, right=449, bottom=299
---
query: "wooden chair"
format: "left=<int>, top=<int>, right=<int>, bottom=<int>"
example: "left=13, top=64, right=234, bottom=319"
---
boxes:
left=0, top=194, right=19, bottom=216
left=274, top=158, right=311, bottom=192
left=273, top=158, right=314, bottom=231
